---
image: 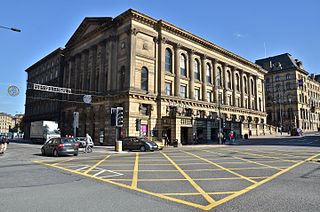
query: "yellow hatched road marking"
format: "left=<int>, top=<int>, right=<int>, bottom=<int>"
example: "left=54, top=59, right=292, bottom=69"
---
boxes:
left=203, top=150, right=284, bottom=171
left=83, top=155, right=111, bottom=174
left=33, top=160, right=208, bottom=210
left=181, top=150, right=257, bottom=184
left=131, top=153, right=139, bottom=188
left=110, top=176, right=267, bottom=182
left=203, top=152, right=320, bottom=210
left=161, top=191, right=237, bottom=196
left=217, top=149, right=299, bottom=163
left=161, top=151, right=216, bottom=204
left=242, top=148, right=315, bottom=159
left=51, top=158, right=75, bottom=166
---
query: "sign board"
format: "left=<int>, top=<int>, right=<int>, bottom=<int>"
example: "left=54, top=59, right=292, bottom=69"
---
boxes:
left=83, top=95, right=92, bottom=104
left=8, top=85, right=20, bottom=96
left=33, top=83, right=71, bottom=94
left=73, top=112, right=79, bottom=128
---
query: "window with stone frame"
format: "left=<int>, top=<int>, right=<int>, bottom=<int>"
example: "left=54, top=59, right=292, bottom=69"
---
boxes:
left=180, top=54, right=187, bottom=77
left=194, top=59, right=200, bottom=80
left=164, top=81, right=172, bottom=96
left=207, top=91, right=212, bottom=102
left=236, top=73, right=240, bottom=91
left=140, top=104, right=150, bottom=116
left=180, top=84, right=187, bottom=98
left=226, top=71, right=231, bottom=89
left=251, top=79, right=254, bottom=95
left=165, top=48, right=173, bottom=73
left=206, top=63, right=211, bottom=83
left=243, top=76, right=247, bottom=93
left=141, top=67, right=148, bottom=91
left=194, top=88, right=200, bottom=100
left=286, top=74, right=291, bottom=80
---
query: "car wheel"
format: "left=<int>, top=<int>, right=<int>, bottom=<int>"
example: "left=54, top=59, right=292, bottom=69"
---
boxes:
left=41, top=149, right=45, bottom=156
left=74, top=152, right=78, bottom=156
left=140, top=146, right=146, bottom=152
left=53, top=149, right=59, bottom=157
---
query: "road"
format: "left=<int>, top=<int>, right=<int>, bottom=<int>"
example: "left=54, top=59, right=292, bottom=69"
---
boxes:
left=1, top=136, right=320, bottom=212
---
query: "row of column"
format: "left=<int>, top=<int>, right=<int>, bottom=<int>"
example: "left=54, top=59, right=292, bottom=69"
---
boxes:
left=159, top=40, right=264, bottom=111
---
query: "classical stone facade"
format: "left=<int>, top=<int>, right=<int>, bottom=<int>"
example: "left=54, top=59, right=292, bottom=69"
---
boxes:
left=256, top=53, right=320, bottom=132
left=0, top=113, right=14, bottom=134
left=59, top=9, right=268, bottom=145
left=24, top=48, right=64, bottom=139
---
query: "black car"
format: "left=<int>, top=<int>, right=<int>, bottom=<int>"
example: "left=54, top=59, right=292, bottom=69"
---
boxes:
left=122, top=137, right=158, bottom=152
left=41, top=137, right=79, bottom=157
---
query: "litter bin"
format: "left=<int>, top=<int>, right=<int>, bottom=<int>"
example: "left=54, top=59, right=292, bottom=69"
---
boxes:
left=115, top=140, right=122, bottom=152
left=244, top=134, right=249, bottom=139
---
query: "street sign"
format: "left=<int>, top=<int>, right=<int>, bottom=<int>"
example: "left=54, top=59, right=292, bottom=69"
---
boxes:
left=83, top=95, right=92, bottom=104
left=73, top=112, right=79, bottom=128
left=32, top=83, right=71, bottom=94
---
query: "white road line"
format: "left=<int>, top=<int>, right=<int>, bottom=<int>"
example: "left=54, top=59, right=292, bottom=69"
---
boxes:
left=76, top=166, right=90, bottom=171
left=93, top=170, right=106, bottom=177
left=99, top=170, right=124, bottom=178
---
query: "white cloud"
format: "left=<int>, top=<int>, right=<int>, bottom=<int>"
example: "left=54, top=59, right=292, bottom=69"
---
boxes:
left=234, top=32, right=245, bottom=39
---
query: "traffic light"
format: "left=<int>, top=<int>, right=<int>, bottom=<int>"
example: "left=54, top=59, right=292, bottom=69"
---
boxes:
left=223, top=120, right=226, bottom=129
left=135, top=119, right=141, bottom=131
left=116, top=107, right=124, bottom=127
left=111, top=108, right=117, bottom=126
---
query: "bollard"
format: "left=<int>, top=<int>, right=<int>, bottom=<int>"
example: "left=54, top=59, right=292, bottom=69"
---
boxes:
left=115, top=140, right=122, bottom=152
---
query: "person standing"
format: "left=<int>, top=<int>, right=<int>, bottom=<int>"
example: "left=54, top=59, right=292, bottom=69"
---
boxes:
left=229, top=131, right=235, bottom=144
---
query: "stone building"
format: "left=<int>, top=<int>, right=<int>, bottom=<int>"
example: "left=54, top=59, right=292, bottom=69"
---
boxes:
left=256, top=53, right=320, bottom=132
left=24, top=48, right=64, bottom=139
left=0, top=113, right=14, bottom=134
left=60, top=9, right=268, bottom=145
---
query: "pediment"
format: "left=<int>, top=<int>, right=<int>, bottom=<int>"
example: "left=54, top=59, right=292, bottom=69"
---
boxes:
left=66, top=17, right=112, bottom=47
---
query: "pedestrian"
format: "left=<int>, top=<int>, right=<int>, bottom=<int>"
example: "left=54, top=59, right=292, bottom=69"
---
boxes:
left=0, top=135, right=9, bottom=155
left=229, top=131, right=235, bottom=144
left=85, top=133, right=93, bottom=153
left=164, top=136, right=170, bottom=147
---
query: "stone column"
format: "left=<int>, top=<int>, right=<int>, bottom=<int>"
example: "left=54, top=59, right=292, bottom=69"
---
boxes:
left=75, top=54, right=81, bottom=90
left=188, top=49, right=194, bottom=99
left=261, top=79, right=265, bottom=112
left=254, top=76, right=258, bottom=111
left=89, top=46, right=97, bottom=92
left=158, top=37, right=166, bottom=95
left=106, top=39, right=112, bottom=92
left=174, top=43, right=181, bottom=96
left=98, top=40, right=106, bottom=92
left=222, top=63, right=227, bottom=104
left=213, top=59, right=218, bottom=103
left=201, top=54, right=207, bottom=101
left=240, top=70, right=244, bottom=108
left=129, top=28, right=138, bottom=89
left=248, top=74, right=252, bottom=109
left=232, top=67, right=236, bottom=106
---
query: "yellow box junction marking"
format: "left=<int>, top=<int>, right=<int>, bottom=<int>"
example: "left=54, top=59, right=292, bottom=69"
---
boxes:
left=33, top=149, right=320, bottom=211
left=131, top=153, right=139, bottom=188
left=161, top=151, right=216, bottom=204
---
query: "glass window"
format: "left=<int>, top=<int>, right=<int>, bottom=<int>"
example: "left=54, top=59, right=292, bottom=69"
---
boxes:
left=236, top=74, right=240, bottom=91
left=275, top=75, right=280, bottom=81
left=217, top=67, right=222, bottom=87
left=165, top=48, right=172, bottom=73
left=180, top=54, right=187, bottom=77
left=286, top=74, right=291, bottom=80
left=206, top=64, right=211, bottom=83
left=165, top=82, right=172, bottom=96
left=194, top=88, right=200, bottom=100
left=207, top=91, right=212, bottom=102
left=180, top=85, right=187, bottom=98
left=227, top=71, right=231, bottom=89
left=243, top=77, right=247, bottom=93
left=251, top=79, right=254, bottom=95
left=141, top=67, right=148, bottom=91
left=194, top=59, right=200, bottom=80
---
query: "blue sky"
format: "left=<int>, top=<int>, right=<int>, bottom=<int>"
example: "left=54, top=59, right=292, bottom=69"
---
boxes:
left=1, top=0, right=319, bottom=115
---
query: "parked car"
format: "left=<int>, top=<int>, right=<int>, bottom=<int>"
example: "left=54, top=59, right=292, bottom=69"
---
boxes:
left=41, top=137, right=79, bottom=156
left=155, top=139, right=164, bottom=150
left=74, top=137, right=94, bottom=148
left=122, top=137, right=158, bottom=152
left=291, top=128, right=303, bottom=136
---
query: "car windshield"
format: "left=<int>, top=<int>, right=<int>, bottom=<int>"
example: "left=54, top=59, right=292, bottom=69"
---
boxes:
left=61, top=138, right=76, bottom=144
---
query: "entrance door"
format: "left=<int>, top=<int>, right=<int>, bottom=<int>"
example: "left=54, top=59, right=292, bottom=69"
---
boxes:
left=181, top=127, right=189, bottom=145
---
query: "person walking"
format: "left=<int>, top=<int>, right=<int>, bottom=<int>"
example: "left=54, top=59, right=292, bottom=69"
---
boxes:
left=85, top=133, right=93, bottom=153
left=229, top=131, right=235, bottom=144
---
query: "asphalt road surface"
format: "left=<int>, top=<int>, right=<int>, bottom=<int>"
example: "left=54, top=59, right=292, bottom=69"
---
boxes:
left=1, top=136, right=320, bottom=212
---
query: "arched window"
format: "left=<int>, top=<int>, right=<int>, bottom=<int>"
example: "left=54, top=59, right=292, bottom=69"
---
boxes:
left=180, top=54, right=187, bottom=77
left=243, top=77, right=247, bottom=93
left=165, top=48, right=172, bottom=73
left=236, top=73, right=240, bottom=91
left=194, top=59, right=200, bottom=80
left=251, top=79, right=254, bottom=95
left=227, top=71, right=231, bottom=89
left=206, top=63, right=211, bottom=83
left=141, top=67, right=148, bottom=91
left=259, top=98, right=262, bottom=111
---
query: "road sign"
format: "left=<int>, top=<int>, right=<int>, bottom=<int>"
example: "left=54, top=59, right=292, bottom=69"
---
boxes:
left=32, top=83, right=71, bottom=94
left=83, top=95, right=92, bottom=104
left=8, top=85, right=20, bottom=96
left=73, top=112, right=79, bottom=128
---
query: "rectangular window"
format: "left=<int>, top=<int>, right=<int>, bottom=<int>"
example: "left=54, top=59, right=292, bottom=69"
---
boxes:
left=207, top=91, right=212, bottom=102
left=180, top=85, right=187, bottom=98
left=194, top=88, right=200, bottom=100
left=165, top=82, right=172, bottom=96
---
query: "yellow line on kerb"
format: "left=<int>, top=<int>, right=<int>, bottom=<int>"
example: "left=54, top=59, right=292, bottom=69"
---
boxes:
left=33, top=160, right=208, bottom=210
left=131, top=153, right=139, bottom=188
left=181, top=150, right=257, bottom=184
left=161, top=151, right=216, bottom=204
left=83, top=155, right=111, bottom=174
left=203, top=152, right=320, bottom=210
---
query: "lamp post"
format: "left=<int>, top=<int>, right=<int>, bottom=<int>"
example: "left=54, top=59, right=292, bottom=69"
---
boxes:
left=216, top=72, right=222, bottom=144
left=0, top=25, right=21, bottom=32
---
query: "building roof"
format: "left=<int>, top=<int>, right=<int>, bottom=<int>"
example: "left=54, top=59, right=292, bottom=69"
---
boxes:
left=255, top=53, right=308, bottom=74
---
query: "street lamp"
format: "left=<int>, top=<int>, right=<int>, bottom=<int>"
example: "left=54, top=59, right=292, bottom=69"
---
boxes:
left=0, top=25, right=21, bottom=32
left=215, top=73, right=222, bottom=144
